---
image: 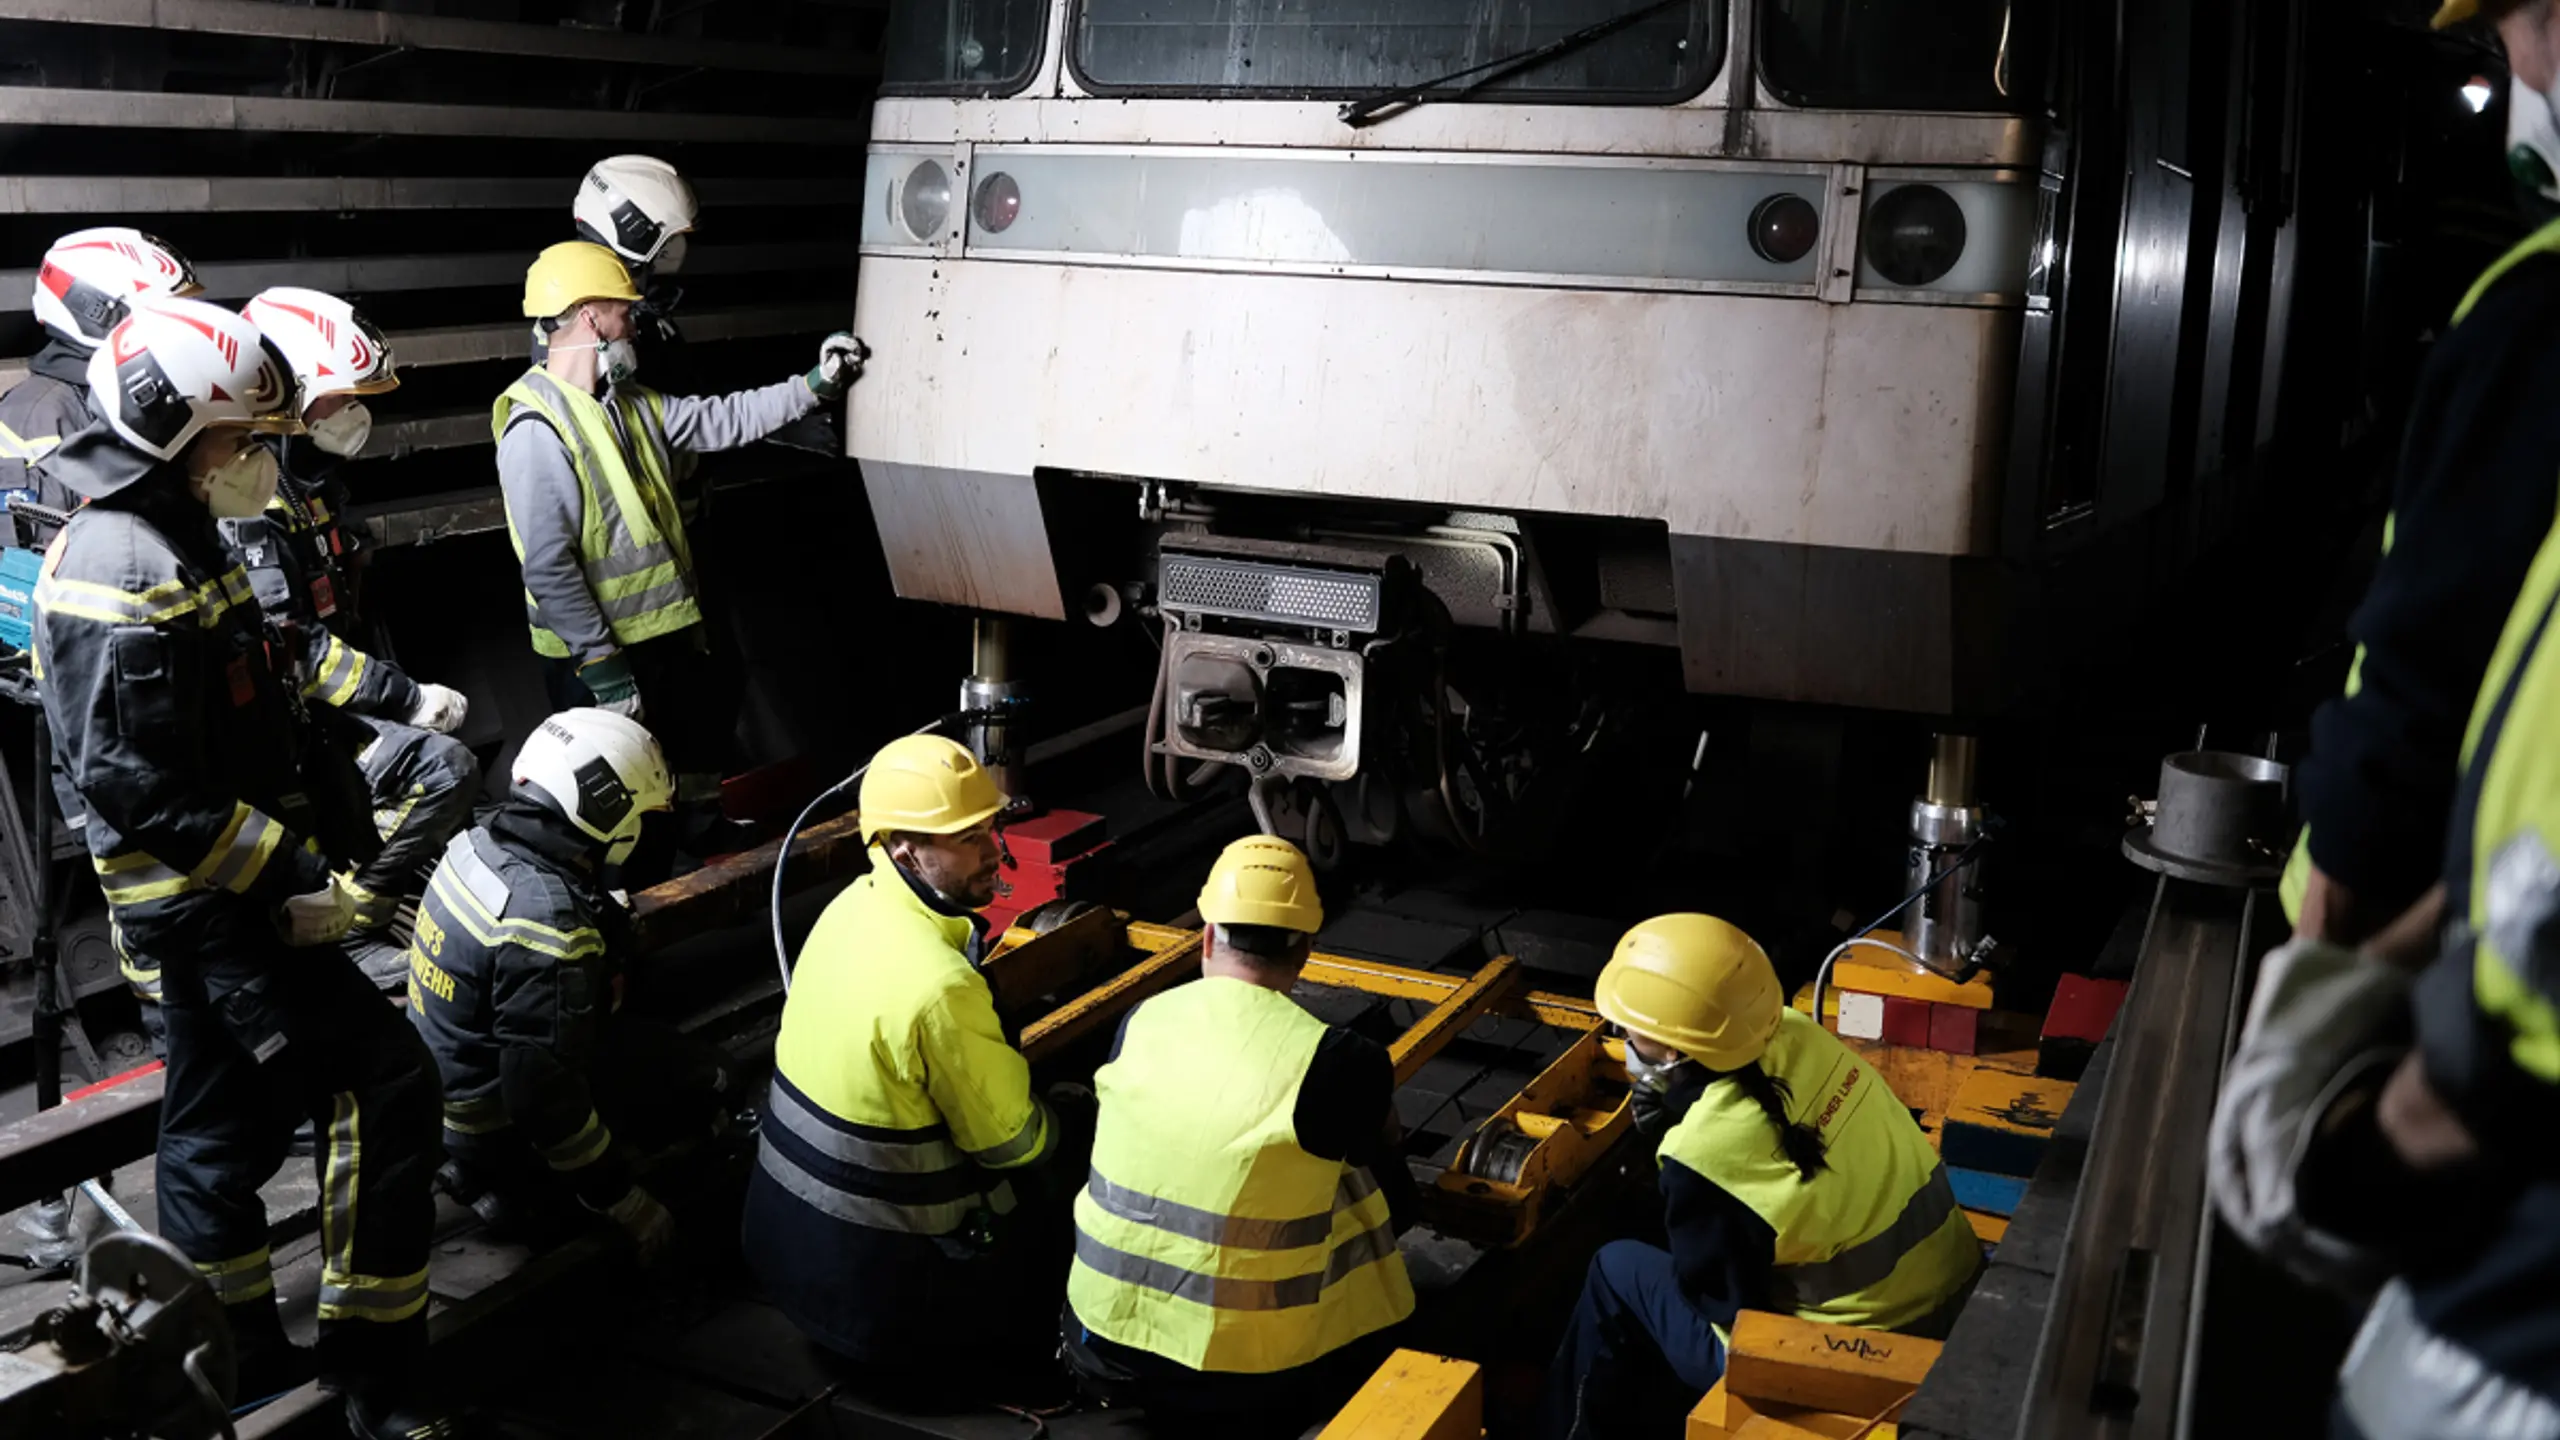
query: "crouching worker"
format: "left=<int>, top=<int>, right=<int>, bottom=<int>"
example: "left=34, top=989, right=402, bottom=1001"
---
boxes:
left=1062, top=837, right=1417, bottom=1438
left=1544, top=915, right=1982, bottom=1439
left=742, top=734, right=1064, bottom=1400
left=405, top=710, right=733, bottom=1260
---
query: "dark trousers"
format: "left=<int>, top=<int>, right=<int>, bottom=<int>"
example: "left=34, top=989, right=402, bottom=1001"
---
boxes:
left=137, top=895, right=442, bottom=1397
left=441, top=1016, right=731, bottom=1210
left=1062, top=1310, right=1398, bottom=1439
left=539, top=627, right=736, bottom=785
left=346, top=714, right=480, bottom=900
left=1543, top=1239, right=1729, bottom=1440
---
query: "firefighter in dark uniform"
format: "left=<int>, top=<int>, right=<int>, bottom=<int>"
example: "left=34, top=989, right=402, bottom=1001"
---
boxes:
left=405, top=708, right=732, bottom=1255
left=32, top=296, right=454, bottom=1438
left=229, top=287, right=479, bottom=970
left=0, top=228, right=200, bottom=544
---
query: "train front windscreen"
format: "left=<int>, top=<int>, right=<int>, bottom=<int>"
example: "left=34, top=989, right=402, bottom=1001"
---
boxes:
left=878, top=0, right=2041, bottom=111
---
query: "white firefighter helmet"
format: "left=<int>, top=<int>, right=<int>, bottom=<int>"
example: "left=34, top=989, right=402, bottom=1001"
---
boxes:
left=512, top=709, right=676, bottom=862
left=573, top=156, right=698, bottom=269
left=242, top=287, right=400, bottom=417
left=34, top=228, right=202, bottom=349
left=84, top=297, right=297, bottom=463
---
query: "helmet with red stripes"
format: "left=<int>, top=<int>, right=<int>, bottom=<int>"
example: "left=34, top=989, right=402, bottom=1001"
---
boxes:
left=243, top=287, right=400, bottom=417
left=32, top=228, right=202, bottom=348
left=85, top=297, right=297, bottom=462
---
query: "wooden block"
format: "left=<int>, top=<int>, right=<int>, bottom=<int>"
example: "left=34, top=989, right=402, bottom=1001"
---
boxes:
left=1834, top=952, right=1995, bottom=1010
left=1711, top=1384, right=1904, bottom=1440
left=1927, top=1004, right=1980, bottom=1055
left=1837, top=992, right=1885, bottom=1040
left=1966, top=1209, right=2010, bottom=1245
left=1880, top=997, right=1932, bottom=1047
left=1948, top=1166, right=2026, bottom=1217
left=1725, top=1311, right=1941, bottom=1419
left=1316, top=1349, right=1483, bottom=1440
left=1940, top=1070, right=2076, bottom=1177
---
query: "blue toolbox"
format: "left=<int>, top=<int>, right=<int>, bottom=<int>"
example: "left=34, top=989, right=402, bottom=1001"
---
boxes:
left=0, top=546, right=41, bottom=651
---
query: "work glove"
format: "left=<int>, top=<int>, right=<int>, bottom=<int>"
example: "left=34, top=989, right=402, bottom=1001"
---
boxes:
left=805, top=332, right=868, bottom=401
left=2206, top=937, right=2411, bottom=1296
left=406, top=682, right=470, bottom=735
left=277, top=875, right=358, bottom=947
left=341, top=873, right=402, bottom=934
left=578, top=653, right=645, bottom=721
left=593, top=1185, right=675, bottom=1265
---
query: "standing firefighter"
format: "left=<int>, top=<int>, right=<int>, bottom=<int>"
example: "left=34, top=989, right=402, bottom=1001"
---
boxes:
left=494, top=240, right=863, bottom=862
left=32, top=297, right=453, bottom=1438
left=1062, top=836, right=1416, bottom=1438
left=227, top=287, right=478, bottom=969
left=0, top=228, right=200, bottom=543
left=407, top=709, right=733, bottom=1257
left=742, top=734, right=1063, bottom=1398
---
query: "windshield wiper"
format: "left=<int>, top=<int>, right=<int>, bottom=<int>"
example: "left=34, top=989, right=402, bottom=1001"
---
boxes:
left=1338, top=0, right=1690, bottom=129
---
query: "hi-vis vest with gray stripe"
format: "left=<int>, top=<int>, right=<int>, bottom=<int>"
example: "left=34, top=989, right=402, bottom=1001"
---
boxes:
left=1068, top=978, right=1414, bottom=1375
left=492, top=367, right=701, bottom=657
left=1662, top=1009, right=1980, bottom=1338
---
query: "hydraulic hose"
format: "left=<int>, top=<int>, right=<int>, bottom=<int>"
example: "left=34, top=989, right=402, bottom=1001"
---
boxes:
left=769, top=714, right=958, bottom=994
left=1808, top=826, right=1998, bottom=1029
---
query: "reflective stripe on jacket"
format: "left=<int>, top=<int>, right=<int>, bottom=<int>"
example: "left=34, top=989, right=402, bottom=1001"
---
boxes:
left=760, top=862, right=1052, bottom=1238
left=1659, top=1010, right=1979, bottom=1338
left=1068, top=977, right=1414, bottom=1375
left=492, top=367, right=700, bottom=658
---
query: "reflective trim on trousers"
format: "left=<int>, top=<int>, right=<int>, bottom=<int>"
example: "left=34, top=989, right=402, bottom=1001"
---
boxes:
left=97, top=849, right=190, bottom=904
left=1765, top=1164, right=1962, bottom=1314
left=754, top=1134, right=1012, bottom=1236
left=442, top=1094, right=510, bottom=1137
left=2340, top=1280, right=2560, bottom=1440
left=1082, top=1167, right=1381, bottom=1252
left=318, top=1265, right=430, bottom=1325
left=1071, top=1213, right=1402, bottom=1313
left=196, top=1246, right=276, bottom=1305
left=542, top=1110, right=612, bottom=1172
left=763, top=1075, right=967, bottom=1176
left=321, top=1093, right=361, bottom=1295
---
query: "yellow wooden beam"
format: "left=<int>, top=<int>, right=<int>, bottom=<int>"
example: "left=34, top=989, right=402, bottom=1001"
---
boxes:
left=1316, top=1349, right=1483, bottom=1440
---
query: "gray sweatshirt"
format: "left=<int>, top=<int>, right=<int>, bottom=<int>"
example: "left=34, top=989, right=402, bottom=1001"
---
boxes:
left=498, top=374, right=817, bottom=665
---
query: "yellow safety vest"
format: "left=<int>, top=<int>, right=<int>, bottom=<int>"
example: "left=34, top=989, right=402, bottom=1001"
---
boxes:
left=2283, top=216, right=2560, bottom=924
left=1068, top=978, right=1416, bottom=1375
left=491, top=368, right=701, bottom=658
left=759, top=865, right=1050, bottom=1236
left=1659, top=1010, right=1979, bottom=1340
left=2452, top=505, right=2560, bottom=1082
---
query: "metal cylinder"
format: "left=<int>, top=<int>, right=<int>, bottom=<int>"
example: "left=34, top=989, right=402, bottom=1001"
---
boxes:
left=1904, top=733, right=1985, bottom=977
left=961, top=616, right=1027, bottom=807
left=2149, top=751, right=2286, bottom=870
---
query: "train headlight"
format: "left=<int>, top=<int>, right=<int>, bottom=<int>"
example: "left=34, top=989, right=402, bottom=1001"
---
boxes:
left=973, top=172, right=1022, bottom=234
left=1863, top=184, right=1968, bottom=288
left=1748, top=194, right=1820, bottom=265
left=899, top=160, right=952, bottom=242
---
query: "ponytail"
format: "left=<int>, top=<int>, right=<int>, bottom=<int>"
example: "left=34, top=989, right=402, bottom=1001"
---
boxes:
left=1725, top=1063, right=1829, bottom=1182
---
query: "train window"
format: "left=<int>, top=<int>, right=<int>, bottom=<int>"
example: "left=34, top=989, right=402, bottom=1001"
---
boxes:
left=1758, top=0, right=2042, bottom=112
left=1069, top=0, right=1722, bottom=102
left=882, top=0, right=1048, bottom=95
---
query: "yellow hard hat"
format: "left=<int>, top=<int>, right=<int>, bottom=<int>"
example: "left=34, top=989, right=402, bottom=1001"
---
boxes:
left=1595, top=914, right=1783, bottom=1071
left=858, top=735, right=1006, bottom=843
left=522, top=241, right=640, bottom=320
left=1198, top=836, right=1324, bottom=933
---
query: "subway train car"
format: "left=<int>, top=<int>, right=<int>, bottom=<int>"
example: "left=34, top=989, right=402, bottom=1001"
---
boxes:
left=847, top=0, right=2369, bottom=852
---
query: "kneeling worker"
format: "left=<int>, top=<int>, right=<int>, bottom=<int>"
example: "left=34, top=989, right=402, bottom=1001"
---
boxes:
left=743, top=734, right=1061, bottom=1391
left=1063, top=837, right=1416, bottom=1436
left=406, top=710, right=731, bottom=1258
left=1545, top=915, right=1981, bottom=1439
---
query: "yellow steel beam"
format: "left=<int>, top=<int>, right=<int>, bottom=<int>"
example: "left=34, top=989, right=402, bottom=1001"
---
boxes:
left=1387, top=957, right=1525, bottom=1085
left=1021, top=930, right=1205, bottom=1063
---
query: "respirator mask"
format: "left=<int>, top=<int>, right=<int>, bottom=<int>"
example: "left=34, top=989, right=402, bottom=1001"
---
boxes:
left=306, top=400, right=373, bottom=459
left=1622, top=1043, right=1689, bottom=1098
left=193, top=438, right=280, bottom=519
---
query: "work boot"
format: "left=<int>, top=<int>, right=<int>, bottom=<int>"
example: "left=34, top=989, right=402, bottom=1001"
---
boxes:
left=226, top=1304, right=315, bottom=1411
left=345, top=1391, right=485, bottom=1440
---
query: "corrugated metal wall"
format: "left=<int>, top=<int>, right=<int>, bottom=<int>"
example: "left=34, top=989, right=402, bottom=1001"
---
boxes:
left=0, top=0, right=880, bottom=527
